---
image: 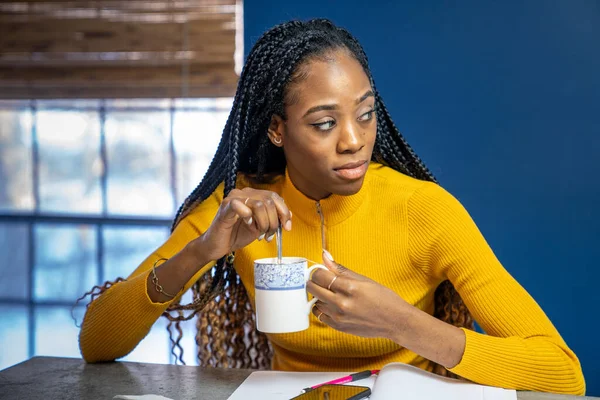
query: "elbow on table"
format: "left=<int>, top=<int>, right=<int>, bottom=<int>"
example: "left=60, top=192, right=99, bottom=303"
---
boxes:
left=559, top=363, right=586, bottom=396
left=542, top=346, right=586, bottom=396
left=544, top=373, right=586, bottom=396
left=78, top=331, right=116, bottom=364
left=80, top=351, right=116, bottom=364
left=78, top=316, right=122, bottom=364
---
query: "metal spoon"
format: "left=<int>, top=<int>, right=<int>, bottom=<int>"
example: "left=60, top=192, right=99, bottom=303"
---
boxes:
left=276, top=225, right=282, bottom=264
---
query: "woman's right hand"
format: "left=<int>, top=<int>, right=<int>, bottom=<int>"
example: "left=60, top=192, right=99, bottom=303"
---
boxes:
left=195, top=188, right=292, bottom=262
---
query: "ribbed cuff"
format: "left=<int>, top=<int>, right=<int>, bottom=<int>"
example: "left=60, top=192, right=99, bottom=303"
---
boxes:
left=447, top=328, right=585, bottom=394
left=80, top=272, right=175, bottom=362
left=448, top=329, right=497, bottom=379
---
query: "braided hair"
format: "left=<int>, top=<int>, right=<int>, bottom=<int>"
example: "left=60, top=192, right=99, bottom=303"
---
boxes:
left=84, top=19, right=473, bottom=376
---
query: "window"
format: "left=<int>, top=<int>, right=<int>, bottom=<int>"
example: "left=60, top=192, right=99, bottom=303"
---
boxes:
left=0, top=98, right=231, bottom=369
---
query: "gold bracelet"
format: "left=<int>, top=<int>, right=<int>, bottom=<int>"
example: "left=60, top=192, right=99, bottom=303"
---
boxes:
left=151, top=258, right=176, bottom=298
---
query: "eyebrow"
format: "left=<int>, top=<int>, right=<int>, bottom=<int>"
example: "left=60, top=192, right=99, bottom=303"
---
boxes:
left=302, top=90, right=375, bottom=117
left=356, top=90, right=375, bottom=104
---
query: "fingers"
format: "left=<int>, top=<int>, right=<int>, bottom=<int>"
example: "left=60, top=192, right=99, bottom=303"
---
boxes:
left=309, top=268, right=338, bottom=292
left=245, top=198, right=271, bottom=240
left=249, top=192, right=292, bottom=240
left=261, top=196, right=281, bottom=242
left=314, top=251, right=364, bottom=297
left=219, top=196, right=253, bottom=228
left=312, top=301, right=334, bottom=325
left=228, top=197, right=254, bottom=225
left=236, top=189, right=292, bottom=241
left=322, top=250, right=349, bottom=275
left=270, top=193, right=293, bottom=231
left=306, top=278, right=336, bottom=303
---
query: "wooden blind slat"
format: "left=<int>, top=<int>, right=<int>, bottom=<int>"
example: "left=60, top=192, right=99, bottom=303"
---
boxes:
left=0, top=0, right=239, bottom=98
left=1, top=0, right=236, bottom=6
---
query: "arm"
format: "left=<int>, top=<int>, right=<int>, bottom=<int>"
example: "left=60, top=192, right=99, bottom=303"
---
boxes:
left=79, top=183, right=293, bottom=363
left=310, top=250, right=467, bottom=369
left=406, top=182, right=585, bottom=394
left=78, top=205, right=219, bottom=363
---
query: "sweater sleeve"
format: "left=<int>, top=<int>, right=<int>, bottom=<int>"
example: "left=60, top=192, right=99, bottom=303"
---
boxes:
left=407, top=182, right=585, bottom=395
left=78, top=184, right=223, bottom=363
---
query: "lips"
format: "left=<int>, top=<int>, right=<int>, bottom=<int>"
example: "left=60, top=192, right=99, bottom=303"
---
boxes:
left=334, top=160, right=368, bottom=171
left=333, top=160, right=368, bottom=180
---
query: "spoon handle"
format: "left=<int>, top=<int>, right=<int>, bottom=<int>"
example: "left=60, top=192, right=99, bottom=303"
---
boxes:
left=276, top=225, right=283, bottom=264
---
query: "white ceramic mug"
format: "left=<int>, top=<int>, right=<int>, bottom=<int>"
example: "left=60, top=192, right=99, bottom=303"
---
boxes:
left=254, top=257, right=327, bottom=333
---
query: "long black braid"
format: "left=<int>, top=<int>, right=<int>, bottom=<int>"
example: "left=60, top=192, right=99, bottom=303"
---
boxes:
left=166, top=18, right=472, bottom=374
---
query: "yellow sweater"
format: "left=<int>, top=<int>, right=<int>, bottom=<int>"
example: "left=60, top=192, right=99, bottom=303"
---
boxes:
left=79, top=162, right=585, bottom=394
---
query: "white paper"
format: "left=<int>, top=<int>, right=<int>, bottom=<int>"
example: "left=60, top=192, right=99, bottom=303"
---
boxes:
left=227, top=371, right=376, bottom=400
left=113, top=395, right=174, bottom=400
left=227, top=363, right=516, bottom=400
left=370, top=363, right=516, bottom=400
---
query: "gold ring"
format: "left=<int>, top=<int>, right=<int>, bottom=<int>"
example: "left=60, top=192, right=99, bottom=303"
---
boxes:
left=317, top=312, right=324, bottom=322
left=327, top=275, right=338, bottom=291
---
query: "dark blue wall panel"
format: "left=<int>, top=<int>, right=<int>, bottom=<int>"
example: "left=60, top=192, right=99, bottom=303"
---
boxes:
left=245, top=1, right=599, bottom=392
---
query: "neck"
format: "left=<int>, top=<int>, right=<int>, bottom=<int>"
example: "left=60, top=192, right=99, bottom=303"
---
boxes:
left=286, top=165, right=331, bottom=201
left=281, top=164, right=370, bottom=227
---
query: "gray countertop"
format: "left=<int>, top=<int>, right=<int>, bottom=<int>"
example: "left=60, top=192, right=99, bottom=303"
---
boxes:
left=0, top=357, right=594, bottom=400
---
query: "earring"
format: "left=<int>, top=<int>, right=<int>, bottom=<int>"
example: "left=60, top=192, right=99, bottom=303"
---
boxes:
left=273, top=137, right=282, bottom=145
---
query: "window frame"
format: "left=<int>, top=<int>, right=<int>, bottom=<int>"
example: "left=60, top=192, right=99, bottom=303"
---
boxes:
left=0, top=99, right=228, bottom=362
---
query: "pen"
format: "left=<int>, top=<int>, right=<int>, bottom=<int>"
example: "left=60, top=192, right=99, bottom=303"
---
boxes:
left=301, top=369, right=380, bottom=393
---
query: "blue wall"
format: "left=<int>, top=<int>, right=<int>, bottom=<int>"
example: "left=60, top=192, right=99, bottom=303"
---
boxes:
left=244, top=0, right=600, bottom=394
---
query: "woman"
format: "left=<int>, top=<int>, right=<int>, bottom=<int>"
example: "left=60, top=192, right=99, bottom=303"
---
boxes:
left=78, top=19, right=585, bottom=394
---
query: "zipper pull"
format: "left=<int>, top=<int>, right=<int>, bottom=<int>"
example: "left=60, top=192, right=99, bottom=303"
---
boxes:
left=315, top=201, right=327, bottom=251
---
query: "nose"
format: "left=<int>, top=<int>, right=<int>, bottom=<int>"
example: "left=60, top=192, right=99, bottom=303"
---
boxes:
left=336, top=120, right=364, bottom=154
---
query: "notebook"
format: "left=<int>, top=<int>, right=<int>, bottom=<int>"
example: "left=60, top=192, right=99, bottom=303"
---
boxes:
left=227, top=362, right=517, bottom=400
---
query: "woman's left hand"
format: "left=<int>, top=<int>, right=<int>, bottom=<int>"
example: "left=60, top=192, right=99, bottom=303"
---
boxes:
left=307, top=250, right=410, bottom=339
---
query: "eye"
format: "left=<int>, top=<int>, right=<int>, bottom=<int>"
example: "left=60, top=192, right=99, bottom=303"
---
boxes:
left=311, top=119, right=336, bottom=131
left=358, top=109, right=375, bottom=122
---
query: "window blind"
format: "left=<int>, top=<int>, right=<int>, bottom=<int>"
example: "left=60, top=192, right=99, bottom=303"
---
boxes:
left=0, top=0, right=240, bottom=98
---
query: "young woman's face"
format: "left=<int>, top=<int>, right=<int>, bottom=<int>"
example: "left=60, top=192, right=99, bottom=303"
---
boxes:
left=270, top=49, right=377, bottom=200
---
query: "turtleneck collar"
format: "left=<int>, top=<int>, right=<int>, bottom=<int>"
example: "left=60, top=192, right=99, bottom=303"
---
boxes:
left=280, top=165, right=370, bottom=226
